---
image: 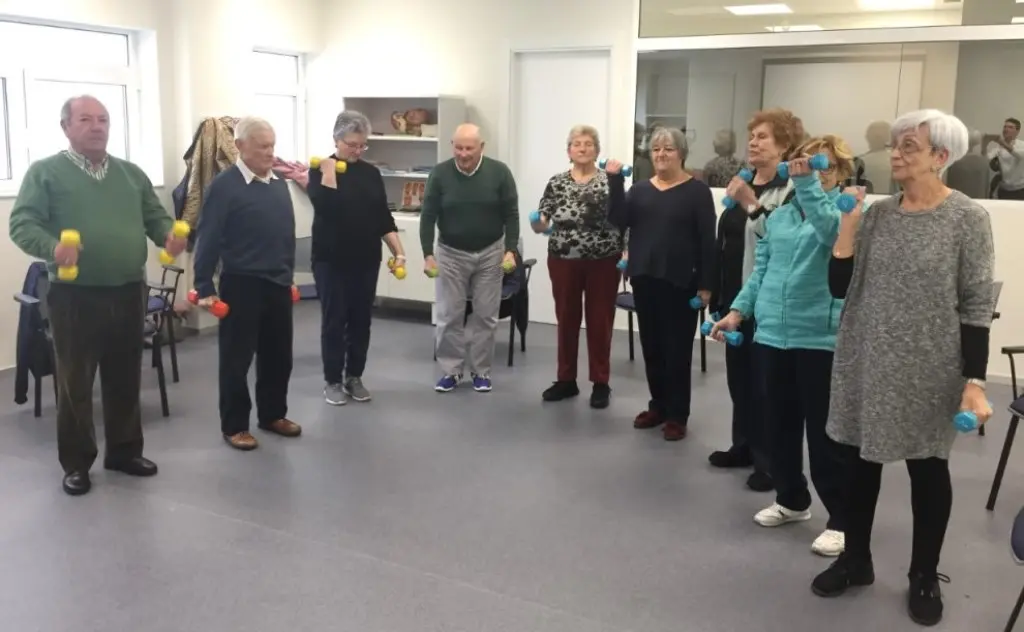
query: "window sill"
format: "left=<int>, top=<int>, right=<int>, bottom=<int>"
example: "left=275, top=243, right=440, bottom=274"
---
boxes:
left=0, top=174, right=165, bottom=199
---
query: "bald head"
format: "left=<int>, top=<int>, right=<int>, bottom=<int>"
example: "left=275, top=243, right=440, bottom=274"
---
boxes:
left=60, top=95, right=110, bottom=160
left=452, top=123, right=485, bottom=172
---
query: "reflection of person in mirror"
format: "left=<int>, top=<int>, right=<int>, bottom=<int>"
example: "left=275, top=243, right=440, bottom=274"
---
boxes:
left=702, top=129, right=743, bottom=188
left=945, top=129, right=991, bottom=199
left=985, top=117, right=1024, bottom=200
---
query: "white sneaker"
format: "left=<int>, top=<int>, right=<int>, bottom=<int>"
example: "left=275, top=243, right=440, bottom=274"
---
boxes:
left=754, top=502, right=812, bottom=527
left=811, top=529, right=845, bottom=557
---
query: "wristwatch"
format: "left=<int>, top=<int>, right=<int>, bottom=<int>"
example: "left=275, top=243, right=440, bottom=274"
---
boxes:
left=966, top=378, right=986, bottom=390
left=744, top=203, right=759, bottom=214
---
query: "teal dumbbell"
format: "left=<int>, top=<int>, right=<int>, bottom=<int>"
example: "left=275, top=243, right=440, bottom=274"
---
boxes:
left=953, top=402, right=992, bottom=433
left=721, top=168, right=754, bottom=209
left=616, top=258, right=627, bottom=272
left=598, top=158, right=633, bottom=178
left=778, top=152, right=830, bottom=179
left=528, top=210, right=553, bottom=236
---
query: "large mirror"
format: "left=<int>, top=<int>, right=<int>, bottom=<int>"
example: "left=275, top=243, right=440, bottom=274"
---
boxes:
left=634, top=39, right=1024, bottom=200
left=639, top=0, right=1024, bottom=38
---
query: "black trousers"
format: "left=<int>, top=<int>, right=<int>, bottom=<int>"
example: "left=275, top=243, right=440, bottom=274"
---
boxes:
left=845, top=451, right=952, bottom=575
left=48, top=282, right=147, bottom=474
left=632, top=276, right=699, bottom=423
left=218, top=274, right=293, bottom=436
left=312, top=261, right=379, bottom=383
left=725, top=319, right=769, bottom=473
left=762, top=346, right=847, bottom=531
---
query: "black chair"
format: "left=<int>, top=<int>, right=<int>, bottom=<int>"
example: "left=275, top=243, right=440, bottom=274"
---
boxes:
left=147, top=264, right=184, bottom=383
left=614, top=278, right=707, bottom=372
left=13, top=276, right=57, bottom=418
left=986, top=368, right=1024, bottom=512
left=1002, top=502, right=1024, bottom=630
left=14, top=276, right=171, bottom=419
left=432, top=251, right=537, bottom=368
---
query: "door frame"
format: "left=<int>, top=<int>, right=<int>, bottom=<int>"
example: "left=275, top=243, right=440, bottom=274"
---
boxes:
left=499, top=46, right=614, bottom=177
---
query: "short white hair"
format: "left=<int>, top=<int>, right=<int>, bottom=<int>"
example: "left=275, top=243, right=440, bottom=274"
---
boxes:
left=890, top=109, right=968, bottom=174
left=649, top=126, right=689, bottom=162
left=234, top=116, right=273, bottom=141
left=333, top=110, right=371, bottom=141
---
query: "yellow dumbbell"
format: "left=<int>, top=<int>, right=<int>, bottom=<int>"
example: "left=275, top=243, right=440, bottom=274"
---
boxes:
left=388, top=257, right=407, bottom=280
left=309, top=157, right=348, bottom=173
left=57, top=229, right=81, bottom=281
left=159, top=220, right=191, bottom=265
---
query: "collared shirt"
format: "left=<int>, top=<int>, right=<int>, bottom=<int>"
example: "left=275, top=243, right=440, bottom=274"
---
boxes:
left=455, top=154, right=483, bottom=176
left=987, top=139, right=1024, bottom=190
left=62, top=148, right=109, bottom=181
left=236, top=159, right=278, bottom=184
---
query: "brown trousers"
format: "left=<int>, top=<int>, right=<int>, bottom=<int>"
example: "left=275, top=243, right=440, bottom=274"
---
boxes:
left=47, top=281, right=147, bottom=474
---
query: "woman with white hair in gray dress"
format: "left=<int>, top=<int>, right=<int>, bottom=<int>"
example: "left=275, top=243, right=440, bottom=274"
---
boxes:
left=810, top=109, right=995, bottom=627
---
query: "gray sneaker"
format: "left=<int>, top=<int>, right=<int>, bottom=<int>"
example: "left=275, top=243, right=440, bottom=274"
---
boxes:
left=344, top=377, right=371, bottom=402
left=324, top=383, right=347, bottom=406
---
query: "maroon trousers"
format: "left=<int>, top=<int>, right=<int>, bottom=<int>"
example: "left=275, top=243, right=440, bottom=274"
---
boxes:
left=547, top=255, right=621, bottom=384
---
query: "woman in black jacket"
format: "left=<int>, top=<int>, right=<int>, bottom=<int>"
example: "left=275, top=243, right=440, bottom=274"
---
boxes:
left=308, top=110, right=405, bottom=406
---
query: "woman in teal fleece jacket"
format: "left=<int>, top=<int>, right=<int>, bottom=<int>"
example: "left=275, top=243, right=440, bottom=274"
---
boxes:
left=712, top=135, right=862, bottom=559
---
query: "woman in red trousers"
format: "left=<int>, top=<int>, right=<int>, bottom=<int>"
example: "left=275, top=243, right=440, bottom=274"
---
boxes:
left=532, top=124, right=626, bottom=409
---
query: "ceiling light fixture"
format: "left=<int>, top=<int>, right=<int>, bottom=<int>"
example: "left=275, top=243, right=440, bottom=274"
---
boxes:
left=766, top=24, right=823, bottom=31
left=857, top=0, right=935, bottom=10
left=724, top=3, right=793, bottom=16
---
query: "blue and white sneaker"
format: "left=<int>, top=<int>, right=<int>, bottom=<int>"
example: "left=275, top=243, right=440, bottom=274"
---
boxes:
left=435, top=374, right=461, bottom=392
left=471, top=374, right=492, bottom=392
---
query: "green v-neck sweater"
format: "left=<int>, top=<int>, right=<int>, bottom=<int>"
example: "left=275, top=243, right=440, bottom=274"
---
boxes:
left=9, top=154, right=174, bottom=286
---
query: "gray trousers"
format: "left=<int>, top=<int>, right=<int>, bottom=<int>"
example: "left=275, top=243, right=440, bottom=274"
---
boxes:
left=435, top=239, right=504, bottom=376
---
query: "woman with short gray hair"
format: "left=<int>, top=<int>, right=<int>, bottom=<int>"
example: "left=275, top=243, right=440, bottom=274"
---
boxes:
left=532, top=124, right=625, bottom=409
left=701, top=129, right=743, bottom=188
left=811, top=109, right=995, bottom=626
left=607, top=126, right=717, bottom=441
left=308, top=109, right=406, bottom=405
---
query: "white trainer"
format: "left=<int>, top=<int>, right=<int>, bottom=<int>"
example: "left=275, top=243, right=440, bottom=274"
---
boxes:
left=811, top=529, right=845, bottom=557
left=754, top=502, right=812, bottom=527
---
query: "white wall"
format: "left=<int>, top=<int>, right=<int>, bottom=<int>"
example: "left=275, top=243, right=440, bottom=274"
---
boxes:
left=0, top=0, right=322, bottom=368
left=953, top=39, right=1024, bottom=135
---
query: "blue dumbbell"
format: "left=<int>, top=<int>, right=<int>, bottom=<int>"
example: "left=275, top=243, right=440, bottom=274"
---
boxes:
left=598, top=158, right=633, bottom=178
left=528, top=210, right=553, bottom=235
left=836, top=194, right=858, bottom=213
left=688, top=296, right=704, bottom=310
left=777, top=153, right=830, bottom=180
left=953, top=402, right=992, bottom=433
left=700, top=321, right=714, bottom=337
left=699, top=320, right=743, bottom=346
left=616, top=258, right=627, bottom=272
left=721, top=168, right=754, bottom=209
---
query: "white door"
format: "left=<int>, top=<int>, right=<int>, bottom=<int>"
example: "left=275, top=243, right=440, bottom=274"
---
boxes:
left=510, top=49, right=612, bottom=328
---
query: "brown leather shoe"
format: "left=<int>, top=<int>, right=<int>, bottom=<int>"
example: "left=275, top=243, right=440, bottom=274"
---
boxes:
left=259, top=418, right=302, bottom=437
left=663, top=420, right=687, bottom=441
left=224, top=431, right=258, bottom=451
left=634, top=410, right=664, bottom=429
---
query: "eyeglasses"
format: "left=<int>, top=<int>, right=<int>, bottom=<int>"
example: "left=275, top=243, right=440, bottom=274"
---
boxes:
left=341, top=139, right=369, bottom=151
left=892, top=140, right=930, bottom=155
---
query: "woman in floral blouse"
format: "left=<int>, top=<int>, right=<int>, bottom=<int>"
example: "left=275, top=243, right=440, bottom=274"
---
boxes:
left=531, top=125, right=625, bottom=409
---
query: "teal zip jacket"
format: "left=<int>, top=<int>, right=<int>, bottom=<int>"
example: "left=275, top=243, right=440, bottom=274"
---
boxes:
left=730, top=173, right=845, bottom=351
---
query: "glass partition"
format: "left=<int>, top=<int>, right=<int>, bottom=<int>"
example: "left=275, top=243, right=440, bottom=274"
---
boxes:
left=639, top=0, right=1023, bottom=38
left=634, top=38, right=1024, bottom=200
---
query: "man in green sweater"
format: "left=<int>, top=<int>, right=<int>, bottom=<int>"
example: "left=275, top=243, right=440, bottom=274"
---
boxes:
left=9, top=95, right=187, bottom=496
left=420, top=123, right=519, bottom=393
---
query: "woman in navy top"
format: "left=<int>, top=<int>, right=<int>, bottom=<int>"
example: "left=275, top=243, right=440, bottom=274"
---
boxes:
left=608, top=126, right=717, bottom=441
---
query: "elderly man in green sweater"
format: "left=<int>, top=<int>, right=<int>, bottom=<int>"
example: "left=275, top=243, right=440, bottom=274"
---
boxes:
left=421, top=123, right=519, bottom=393
left=9, top=95, right=186, bottom=496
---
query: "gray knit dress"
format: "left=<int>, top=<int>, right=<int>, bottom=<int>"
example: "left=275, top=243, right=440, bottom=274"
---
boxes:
left=826, top=190, right=995, bottom=463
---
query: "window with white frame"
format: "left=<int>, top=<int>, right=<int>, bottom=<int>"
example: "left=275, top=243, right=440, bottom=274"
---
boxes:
left=251, top=50, right=304, bottom=160
left=0, top=21, right=140, bottom=189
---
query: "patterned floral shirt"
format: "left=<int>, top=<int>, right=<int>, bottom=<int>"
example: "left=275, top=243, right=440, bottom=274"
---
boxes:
left=538, top=169, right=624, bottom=259
left=702, top=156, right=744, bottom=188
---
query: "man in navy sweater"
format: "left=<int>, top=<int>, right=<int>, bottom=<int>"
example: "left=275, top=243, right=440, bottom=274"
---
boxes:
left=193, top=117, right=302, bottom=451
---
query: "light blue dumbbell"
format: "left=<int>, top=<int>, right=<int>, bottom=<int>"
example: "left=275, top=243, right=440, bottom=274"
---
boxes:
left=836, top=194, right=859, bottom=213
left=953, top=402, right=992, bottom=433
left=616, top=258, right=627, bottom=272
left=721, top=168, right=754, bottom=209
left=528, top=210, right=553, bottom=235
left=777, top=153, right=830, bottom=180
left=688, top=296, right=704, bottom=310
left=598, top=159, right=633, bottom=178
left=699, top=320, right=743, bottom=346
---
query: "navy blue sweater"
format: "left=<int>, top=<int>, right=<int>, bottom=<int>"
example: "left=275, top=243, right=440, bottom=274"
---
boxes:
left=193, top=165, right=296, bottom=298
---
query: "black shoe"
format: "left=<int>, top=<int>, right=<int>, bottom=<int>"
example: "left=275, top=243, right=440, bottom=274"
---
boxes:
left=708, top=447, right=753, bottom=468
left=103, top=456, right=158, bottom=477
left=590, top=383, right=611, bottom=409
left=746, top=470, right=774, bottom=492
left=62, top=471, right=91, bottom=496
left=907, top=571, right=948, bottom=626
left=811, top=553, right=875, bottom=597
left=542, top=380, right=580, bottom=402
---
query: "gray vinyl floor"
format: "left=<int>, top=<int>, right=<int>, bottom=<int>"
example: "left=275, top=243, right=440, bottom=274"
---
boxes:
left=2, top=301, right=1023, bottom=632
